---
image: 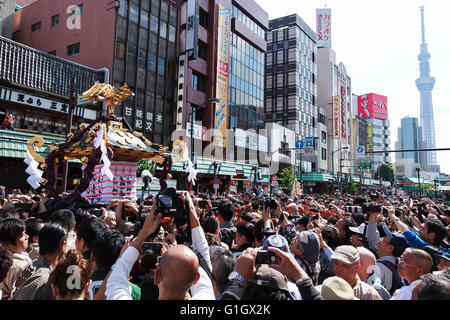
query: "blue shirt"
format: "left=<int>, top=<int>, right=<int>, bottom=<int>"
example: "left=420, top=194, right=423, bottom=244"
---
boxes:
left=403, top=229, right=430, bottom=249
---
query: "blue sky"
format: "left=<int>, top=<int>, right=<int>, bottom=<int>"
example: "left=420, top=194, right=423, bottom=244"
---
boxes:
left=256, top=0, right=450, bottom=174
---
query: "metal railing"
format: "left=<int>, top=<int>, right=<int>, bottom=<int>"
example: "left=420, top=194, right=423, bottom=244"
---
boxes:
left=0, top=36, right=108, bottom=98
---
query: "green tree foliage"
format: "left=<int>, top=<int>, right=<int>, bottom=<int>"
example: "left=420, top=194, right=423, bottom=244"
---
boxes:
left=279, top=168, right=295, bottom=194
left=375, top=162, right=395, bottom=185
left=137, top=160, right=155, bottom=177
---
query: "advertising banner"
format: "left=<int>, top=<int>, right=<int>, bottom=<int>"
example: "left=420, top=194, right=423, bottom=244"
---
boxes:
left=316, top=8, right=331, bottom=48
left=214, top=3, right=231, bottom=147
left=358, top=93, right=388, bottom=120
left=367, top=123, right=373, bottom=152
left=176, top=55, right=186, bottom=131
left=332, top=96, right=340, bottom=139
left=341, top=86, right=347, bottom=140
left=186, top=122, right=207, bottom=140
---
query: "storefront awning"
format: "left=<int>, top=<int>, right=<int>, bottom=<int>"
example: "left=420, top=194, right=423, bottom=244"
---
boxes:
left=0, top=129, right=65, bottom=159
left=171, top=157, right=256, bottom=177
left=299, top=172, right=334, bottom=182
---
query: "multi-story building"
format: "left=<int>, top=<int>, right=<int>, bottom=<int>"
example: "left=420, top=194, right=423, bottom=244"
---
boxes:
left=395, top=117, right=426, bottom=168
left=174, top=0, right=269, bottom=193
left=265, top=14, right=318, bottom=177
left=13, top=0, right=182, bottom=146
left=317, top=50, right=352, bottom=179
left=0, top=35, right=107, bottom=187
left=355, top=93, right=391, bottom=174
left=0, top=0, right=16, bottom=38
left=351, top=114, right=368, bottom=171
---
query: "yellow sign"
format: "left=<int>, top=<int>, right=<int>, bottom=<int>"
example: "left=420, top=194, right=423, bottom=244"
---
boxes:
left=367, top=123, right=373, bottom=152
left=214, top=3, right=231, bottom=147
left=243, top=181, right=252, bottom=189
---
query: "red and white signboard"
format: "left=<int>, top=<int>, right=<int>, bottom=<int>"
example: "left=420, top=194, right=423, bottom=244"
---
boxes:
left=332, top=96, right=340, bottom=139
left=340, top=86, right=347, bottom=140
left=316, top=8, right=331, bottom=48
left=358, top=93, right=388, bottom=120
left=186, top=122, right=207, bottom=140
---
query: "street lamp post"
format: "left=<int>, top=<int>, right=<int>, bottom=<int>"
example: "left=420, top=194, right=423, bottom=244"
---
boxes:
left=332, top=145, right=348, bottom=194
left=416, top=167, right=421, bottom=198
left=189, top=98, right=219, bottom=167
left=434, top=178, right=438, bottom=199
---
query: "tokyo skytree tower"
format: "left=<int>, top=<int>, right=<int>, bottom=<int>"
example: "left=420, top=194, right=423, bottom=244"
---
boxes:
left=415, top=6, right=437, bottom=166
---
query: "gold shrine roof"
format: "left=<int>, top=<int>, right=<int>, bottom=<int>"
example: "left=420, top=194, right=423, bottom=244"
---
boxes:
left=62, top=120, right=176, bottom=164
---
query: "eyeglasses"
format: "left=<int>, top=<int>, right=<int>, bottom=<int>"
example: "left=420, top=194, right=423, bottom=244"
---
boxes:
left=398, top=258, right=419, bottom=268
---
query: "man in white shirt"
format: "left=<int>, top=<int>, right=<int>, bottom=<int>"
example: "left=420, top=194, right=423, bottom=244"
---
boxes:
left=391, top=247, right=433, bottom=300
left=105, top=192, right=215, bottom=300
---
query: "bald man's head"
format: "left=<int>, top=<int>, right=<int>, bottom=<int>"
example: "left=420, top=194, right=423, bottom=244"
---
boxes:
left=406, top=248, right=433, bottom=274
left=357, top=247, right=376, bottom=281
left=158, top=245, right=199, bottom=295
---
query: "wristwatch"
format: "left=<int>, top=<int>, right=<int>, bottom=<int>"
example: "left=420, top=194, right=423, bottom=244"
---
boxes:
left=295, top=276, right=310, bottom=286
left=228, top=271, right=246, bottom=284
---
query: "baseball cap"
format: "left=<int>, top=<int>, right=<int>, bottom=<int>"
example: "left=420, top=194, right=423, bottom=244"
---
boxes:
left=331, top=245, right=360, bottom=264
left=387, top=232, right=410, bottom=257
left=316, top=276, right=359, bottom=300
left=349, top=223, right=367, bottom=236
left=248, top=265, right=295, bottom=300
left=297, top=231, right=320, bottom=265
left=435, top=251, right=450, bottom=262
left=286, top=203, right=297, bottom=208
left=263, top=234, right=290, bottom=253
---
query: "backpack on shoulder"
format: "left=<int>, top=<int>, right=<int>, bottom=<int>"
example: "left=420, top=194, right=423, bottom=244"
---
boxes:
left=378, top=260, right=405, bottom=296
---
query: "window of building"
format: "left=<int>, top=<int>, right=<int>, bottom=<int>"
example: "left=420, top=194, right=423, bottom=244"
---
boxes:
left=118, top=0, right=127, bottom=17
left=138, top=49, right=147, bottom=68
left=130, top=3, right=139, bottom=24
left=321, top=130, right=326, bottom=143
left=191, top=73, right=206, bottom=92
left=198, top=41, right=207, bottom=60
left=148, top=53, right=157, bottom=72
left=31, top=21, right=41, bottom=32
left=51, top=14, right=59, bottom=27
left=160, top=21, right=167, bottom=39
left=67, top=42, right=80, bottom=57
left=199, top=9, right=208, bottom=28
left=168, top=25, right=176, bottom=43
left=157, top=57, right=165, bottom=75
left=127, top=43, right=136, bottom=61
left=115, top=39, right=126, bottom=59
left=48, top=50, right=56, bottom=56
left=141, top=10, right=149, bottom=29
left=150, top=14, right=159, bottom=33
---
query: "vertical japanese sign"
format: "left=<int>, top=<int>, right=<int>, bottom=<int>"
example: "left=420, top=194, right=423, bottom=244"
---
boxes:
left=367, top=123, right=373, bottom=152
left=341, top=86, right=347, bottom=140
left=332, top=96, right=340, bottom=139
left=316, top=8, right=331, bottom=48
left=214, top=3, right=231, bottom=147
left=186, top=0, right=199, bottom=60
left=176, top=54, right=186, bottom=131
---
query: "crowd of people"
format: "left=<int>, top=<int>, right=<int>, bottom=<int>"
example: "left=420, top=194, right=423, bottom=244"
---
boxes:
left=0, top=184, right=449, bottom=301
